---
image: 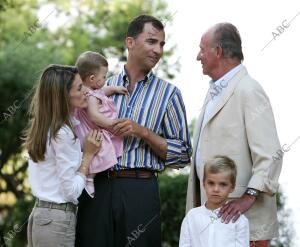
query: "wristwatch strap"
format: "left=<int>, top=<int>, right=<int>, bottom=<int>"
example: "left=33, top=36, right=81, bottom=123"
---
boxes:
left=245, top=188, right=260, bottom=197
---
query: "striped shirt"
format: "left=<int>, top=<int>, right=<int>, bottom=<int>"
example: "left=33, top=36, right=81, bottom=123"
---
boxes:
left=106, top=67, right=192, bottom=171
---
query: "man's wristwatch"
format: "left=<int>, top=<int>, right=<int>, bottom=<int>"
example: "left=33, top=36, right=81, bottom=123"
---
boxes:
left=245, top=188, right=260, bottom=197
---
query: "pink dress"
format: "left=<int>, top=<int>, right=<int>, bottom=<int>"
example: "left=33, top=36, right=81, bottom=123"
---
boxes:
left=74, top=89, right=123, bottom=174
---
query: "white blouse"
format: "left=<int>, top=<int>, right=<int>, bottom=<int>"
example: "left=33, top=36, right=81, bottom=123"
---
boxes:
left=28, top=124, right=85, bottom=205
left=179, top=205, right=249, bottom=247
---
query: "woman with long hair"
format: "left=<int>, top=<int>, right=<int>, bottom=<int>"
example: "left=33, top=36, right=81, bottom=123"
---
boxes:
left=24, top=64, right=102, bottom=246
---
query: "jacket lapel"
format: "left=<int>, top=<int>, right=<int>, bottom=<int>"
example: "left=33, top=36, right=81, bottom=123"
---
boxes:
left=192, top=93, right=210, bottom=163
left=202, top=67, right=248, bottom=129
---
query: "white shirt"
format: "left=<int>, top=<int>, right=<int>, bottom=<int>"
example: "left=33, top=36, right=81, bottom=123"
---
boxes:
left=28, top=124, right=86, bottom=205
left=179, top=205, right=249, bottom=247
left=196, top=64, right=243, bottom=177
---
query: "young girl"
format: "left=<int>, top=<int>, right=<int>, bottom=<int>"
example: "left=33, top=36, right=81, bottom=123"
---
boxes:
left=25, top=64, right=101, bottom=246
left=179, top=155, right=249, bottom=247
left=75, top=51, right=126, bottom=197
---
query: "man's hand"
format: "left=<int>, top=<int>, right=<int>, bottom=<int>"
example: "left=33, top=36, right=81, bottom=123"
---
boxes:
left=219, top=194, right=256, bottom=223
left=112, top=118, right=147, bottom=138
left=112, top=118, right=167, bottom=160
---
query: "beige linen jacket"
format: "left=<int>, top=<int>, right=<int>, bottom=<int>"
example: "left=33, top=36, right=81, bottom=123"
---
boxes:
left=186, top=66, right=282, bottom=240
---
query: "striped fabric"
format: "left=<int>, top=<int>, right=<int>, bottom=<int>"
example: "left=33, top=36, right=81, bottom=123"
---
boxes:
left=106, top=67, right=192, bottom=171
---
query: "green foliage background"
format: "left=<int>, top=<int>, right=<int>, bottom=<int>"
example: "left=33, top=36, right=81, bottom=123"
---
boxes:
left=0, top=0, right=294, bottom=246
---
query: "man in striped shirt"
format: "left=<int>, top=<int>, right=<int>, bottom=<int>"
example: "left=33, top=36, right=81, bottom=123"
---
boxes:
left=76, top=15, right=192, bottom=247
left=109, top=14, right=192, bottom=246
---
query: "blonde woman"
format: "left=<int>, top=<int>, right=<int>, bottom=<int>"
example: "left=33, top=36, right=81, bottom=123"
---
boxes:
left=24, top=64, right=102, bottom=247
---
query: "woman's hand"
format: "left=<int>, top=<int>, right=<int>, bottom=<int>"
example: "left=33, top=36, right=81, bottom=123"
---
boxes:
left=83, top=129, right=102, bottom=157
left=79, top=129, right=102, bottom=176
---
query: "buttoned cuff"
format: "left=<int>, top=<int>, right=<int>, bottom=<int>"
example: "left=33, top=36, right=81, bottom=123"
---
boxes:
left=165, top=139, right=192, bottom=168
left=76, top=172, right=87, bottom=182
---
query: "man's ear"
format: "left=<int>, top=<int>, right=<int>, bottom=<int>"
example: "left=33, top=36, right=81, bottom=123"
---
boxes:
left=125, top=37, right=135, bottom=50
left=216, top=45, right=223, bottom=58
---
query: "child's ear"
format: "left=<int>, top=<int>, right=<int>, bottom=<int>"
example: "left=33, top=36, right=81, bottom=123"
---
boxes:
left=89, top=74, right=95, bottom=81
left=230, top=183, right=235, bottom=193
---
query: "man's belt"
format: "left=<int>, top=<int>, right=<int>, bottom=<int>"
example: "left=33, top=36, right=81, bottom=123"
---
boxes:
left=108, top=169, right=156, bottom=179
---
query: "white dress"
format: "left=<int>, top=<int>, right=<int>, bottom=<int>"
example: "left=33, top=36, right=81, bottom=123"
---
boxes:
left=179, top=205, right=249, bottom=247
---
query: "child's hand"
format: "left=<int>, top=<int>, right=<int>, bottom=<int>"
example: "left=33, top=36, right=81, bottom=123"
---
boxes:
left=115, top=86, right=127, bottom=95
left=102, top=86, right=127, bottom=97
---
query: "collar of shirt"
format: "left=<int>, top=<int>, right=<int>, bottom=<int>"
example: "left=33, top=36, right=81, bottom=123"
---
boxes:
left=209, top=63, right=243, bottom=94
left=204, top=202, right=221, bottom=221
left=70, top=114, right=80, bottom=126
left=121, top=65, right=154, bottom=87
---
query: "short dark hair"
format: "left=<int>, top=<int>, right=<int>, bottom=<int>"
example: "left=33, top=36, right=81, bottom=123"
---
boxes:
left=126, top=15, right=164, bottom=38
left=75, top=51, right=108, bottom=80
left=212, top=23, right=244, bottom=62
left=203, top=155, right=237, bottom=185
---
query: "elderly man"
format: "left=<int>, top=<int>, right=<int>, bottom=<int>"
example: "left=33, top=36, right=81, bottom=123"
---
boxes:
left=76, top=15, right=192, bottom=247
left=186, top=23, right=282, bottom=247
